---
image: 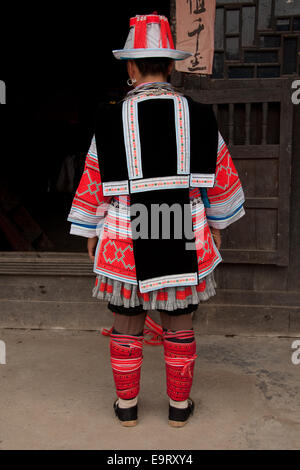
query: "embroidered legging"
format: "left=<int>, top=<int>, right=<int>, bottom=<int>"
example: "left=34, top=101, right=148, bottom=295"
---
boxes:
left=111, top=312, right=196, bottom=401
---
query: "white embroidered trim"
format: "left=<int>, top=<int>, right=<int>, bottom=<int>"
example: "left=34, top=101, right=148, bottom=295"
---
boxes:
left=102, top=181, right=129, bottom=196
left=123, top=93, right=191, bottom=182
left=130, top=175, right=190, bottom=193
left=139, top=272, right=198, bottom=293
left=122, top=99, right=143, bottom=180
left=174, top=95, right=190, bottom=175
left=190, top=173, right=215, bottom=188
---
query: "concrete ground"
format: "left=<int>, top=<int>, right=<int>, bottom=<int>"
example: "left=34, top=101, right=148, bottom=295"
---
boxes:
left=0, top=328, right=299, bottom=450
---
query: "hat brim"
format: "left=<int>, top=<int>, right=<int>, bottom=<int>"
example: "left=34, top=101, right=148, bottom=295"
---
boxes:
left=112, top=48, right=192, bottom=60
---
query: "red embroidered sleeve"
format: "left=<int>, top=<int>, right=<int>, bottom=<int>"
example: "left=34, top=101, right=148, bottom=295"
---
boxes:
left=67, top=136, right=111, bottom=238
left=205, top=132, right=245, bottom=229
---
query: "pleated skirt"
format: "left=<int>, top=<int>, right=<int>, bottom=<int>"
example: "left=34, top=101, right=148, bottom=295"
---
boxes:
left=92, top=270, right=217, bottom=315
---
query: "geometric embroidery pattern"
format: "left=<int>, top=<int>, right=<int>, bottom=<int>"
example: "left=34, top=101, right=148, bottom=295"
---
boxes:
left=103, top=240, right=135, bottom=270
left=196, top=232, right=212, bottom=263
left=214, top=157, right=238, bottom=191
left=76, top=167, right=103, bottom=206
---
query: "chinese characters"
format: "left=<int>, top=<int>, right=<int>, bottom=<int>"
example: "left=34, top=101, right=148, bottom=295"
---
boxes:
left=187, top=0, right=207, bottom=72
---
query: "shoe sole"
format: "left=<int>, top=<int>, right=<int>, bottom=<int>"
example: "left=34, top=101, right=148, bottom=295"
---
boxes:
left=168, top=419, right=188, bottom=428
left=114, top=413, right=138, bottom=427
left=119, top=419, right=138, bottom=427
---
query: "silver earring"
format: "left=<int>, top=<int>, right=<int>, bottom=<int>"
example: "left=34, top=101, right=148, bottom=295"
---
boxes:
left=127, top=77, right=137, bottom=86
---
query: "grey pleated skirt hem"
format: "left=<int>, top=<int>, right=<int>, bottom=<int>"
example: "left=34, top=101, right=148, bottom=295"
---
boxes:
left=92, top=270, right=217, bottom=312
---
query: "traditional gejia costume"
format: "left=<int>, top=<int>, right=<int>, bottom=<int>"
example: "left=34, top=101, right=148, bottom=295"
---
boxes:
left=68, top=14, right=246, bottom=423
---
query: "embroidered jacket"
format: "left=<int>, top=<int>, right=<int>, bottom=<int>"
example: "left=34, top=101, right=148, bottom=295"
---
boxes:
left=68, top=127, right=246, bottom=290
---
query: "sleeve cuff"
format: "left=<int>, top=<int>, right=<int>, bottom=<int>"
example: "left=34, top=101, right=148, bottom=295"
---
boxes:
left=69, top=224, right=98, bottom=238
left=207, top=205, right=245, bottom=229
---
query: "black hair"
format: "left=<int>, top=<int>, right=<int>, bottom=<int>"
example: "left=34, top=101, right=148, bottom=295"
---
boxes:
left=132, top=57, right=173, bottom=77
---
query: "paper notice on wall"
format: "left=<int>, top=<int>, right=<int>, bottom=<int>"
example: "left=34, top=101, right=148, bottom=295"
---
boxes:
left=175, top=0, right=216, bottom=74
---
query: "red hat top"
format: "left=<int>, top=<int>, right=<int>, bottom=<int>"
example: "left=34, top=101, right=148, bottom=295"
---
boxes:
left=113, top=13, right=192, bottom=60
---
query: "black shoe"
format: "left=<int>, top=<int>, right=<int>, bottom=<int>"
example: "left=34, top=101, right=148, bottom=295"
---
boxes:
left=113, top=399, right=138, bottom=427
left=168, top=398, right=195, bottom=427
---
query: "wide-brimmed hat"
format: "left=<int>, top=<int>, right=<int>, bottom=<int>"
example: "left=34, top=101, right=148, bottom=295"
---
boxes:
left=113, top=13, right=192, bottom=61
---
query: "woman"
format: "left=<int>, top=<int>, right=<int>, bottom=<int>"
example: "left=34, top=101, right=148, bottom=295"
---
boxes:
left=68, top=13, right=245, bottom=427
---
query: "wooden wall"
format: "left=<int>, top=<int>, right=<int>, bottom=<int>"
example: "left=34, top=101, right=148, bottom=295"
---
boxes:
left=169, top=0, right=300, bottom=333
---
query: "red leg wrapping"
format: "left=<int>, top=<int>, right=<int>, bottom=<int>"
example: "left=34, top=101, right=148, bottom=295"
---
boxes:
left=110, top=333, right=144, bottom=400
left=163, top=330, right=197, bottom=401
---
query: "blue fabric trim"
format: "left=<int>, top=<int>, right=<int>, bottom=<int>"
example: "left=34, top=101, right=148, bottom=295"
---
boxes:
left=69, top=220, right=98, bottom=229
left=206, top=203, right=244, bottom=220
left=200, top=188, right=211, bottom=208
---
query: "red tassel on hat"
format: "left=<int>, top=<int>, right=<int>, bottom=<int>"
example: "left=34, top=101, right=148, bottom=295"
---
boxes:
left=160, top=16, right=168, bottom=49
left=165, top=18, right=175, bottom=49
left=134, top=16, right=147, bottom=49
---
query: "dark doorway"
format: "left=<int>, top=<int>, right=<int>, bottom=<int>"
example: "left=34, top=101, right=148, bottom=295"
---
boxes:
left=0, top=2, right=171, bottom=252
